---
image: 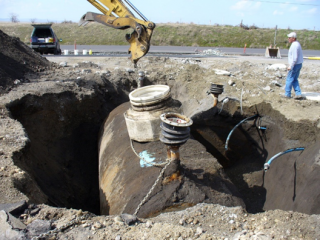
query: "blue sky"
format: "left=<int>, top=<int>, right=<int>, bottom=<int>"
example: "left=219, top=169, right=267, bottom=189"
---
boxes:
left=0, top=0, right=319, bottom=30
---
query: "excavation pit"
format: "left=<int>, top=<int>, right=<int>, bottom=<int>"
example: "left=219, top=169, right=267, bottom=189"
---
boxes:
left=7, top=92, right=112, bottom=214
left=4, top=90, right=320, bottom=217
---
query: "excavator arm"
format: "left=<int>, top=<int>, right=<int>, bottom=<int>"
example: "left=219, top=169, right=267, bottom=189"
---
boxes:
left=79, top=0, right=155, bottom=65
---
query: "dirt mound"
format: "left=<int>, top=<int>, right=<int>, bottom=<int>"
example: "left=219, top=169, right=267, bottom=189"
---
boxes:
left=0, top=30, right=51, bottom=94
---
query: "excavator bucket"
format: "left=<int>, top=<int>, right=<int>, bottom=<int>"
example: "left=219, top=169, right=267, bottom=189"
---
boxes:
left=126, top=27, right=153, bottom=64
left=79, top=12, right=154, bottom=64
left=79, top=0, right=156, bottom=64
left=265, top=47, right=281, bottom=58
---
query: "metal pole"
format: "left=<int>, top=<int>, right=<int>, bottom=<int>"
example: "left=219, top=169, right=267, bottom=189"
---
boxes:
left=169, top=146, right=180, bottom=161
left=274, top=25, right=277, bottom=46
left=166, top=146, right=171, bottom=160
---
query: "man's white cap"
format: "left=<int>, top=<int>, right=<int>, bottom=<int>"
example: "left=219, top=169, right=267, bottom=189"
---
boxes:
left=287, top=32, right=297, bottom=38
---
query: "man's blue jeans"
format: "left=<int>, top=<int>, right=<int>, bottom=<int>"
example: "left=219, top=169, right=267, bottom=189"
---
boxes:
left=285, top=63, right=302, bottom=97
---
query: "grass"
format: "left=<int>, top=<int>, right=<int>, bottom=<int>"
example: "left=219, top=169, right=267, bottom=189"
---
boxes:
left=0, top=22, right=319, bottom=50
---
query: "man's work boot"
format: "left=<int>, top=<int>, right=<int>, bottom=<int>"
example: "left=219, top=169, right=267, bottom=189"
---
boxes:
left=294, top=95, right=303, bottom=100
left=281, top=94, right=291, bottom=99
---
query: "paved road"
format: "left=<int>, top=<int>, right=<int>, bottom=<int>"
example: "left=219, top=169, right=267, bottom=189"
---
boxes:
left=60, top=45, right=320, bottom=57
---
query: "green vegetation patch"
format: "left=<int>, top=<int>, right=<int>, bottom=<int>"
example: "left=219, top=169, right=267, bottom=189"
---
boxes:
left=0, top=22, right=319, bottom=50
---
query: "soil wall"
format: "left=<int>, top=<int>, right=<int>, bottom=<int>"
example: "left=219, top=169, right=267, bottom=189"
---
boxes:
left=191, top=101, right=320, bottom=214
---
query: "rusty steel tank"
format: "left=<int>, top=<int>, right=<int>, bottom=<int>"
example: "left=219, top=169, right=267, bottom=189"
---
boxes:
left=98, top=85, right=244, bottom=217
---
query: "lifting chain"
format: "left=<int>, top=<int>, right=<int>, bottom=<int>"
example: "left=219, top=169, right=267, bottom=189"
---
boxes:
left=134, top=160, right=171, bottom=216
left=130, top=139, right=172, bottom=216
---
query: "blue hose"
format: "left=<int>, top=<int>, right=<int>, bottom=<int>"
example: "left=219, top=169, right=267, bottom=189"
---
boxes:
left=264, top=147, right=305, bottom=172
left=225, top=114, right=259, bottom=150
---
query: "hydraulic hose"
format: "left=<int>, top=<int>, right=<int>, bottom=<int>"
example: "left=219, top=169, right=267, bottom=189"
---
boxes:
left=225, top=114, right=259, bottom=150
left=123, top=0, right=148, bottom=21
left=264, top=147, right=305, bottom=172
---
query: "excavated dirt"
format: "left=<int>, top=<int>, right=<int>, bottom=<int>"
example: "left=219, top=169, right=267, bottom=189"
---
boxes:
left=1, top=29, right=320, bottom=239
left=0, top=30, right=52, bottom=95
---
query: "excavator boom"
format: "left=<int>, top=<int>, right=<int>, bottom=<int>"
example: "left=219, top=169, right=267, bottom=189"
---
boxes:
left=80, top=0, right=155, bottom=65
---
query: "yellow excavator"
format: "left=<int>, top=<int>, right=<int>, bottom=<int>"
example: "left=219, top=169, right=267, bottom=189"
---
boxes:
left=79, top=0, right=155, bottom=65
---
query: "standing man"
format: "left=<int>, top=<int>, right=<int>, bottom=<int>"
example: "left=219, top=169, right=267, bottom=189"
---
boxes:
left=284, top=32, right=303, bottom=100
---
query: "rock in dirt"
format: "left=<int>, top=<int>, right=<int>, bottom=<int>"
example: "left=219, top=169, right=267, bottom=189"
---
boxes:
left=0, top=200, right=27, bottom=215
left=267, top=63, right=286, bottom=71
left=7, top=212, right=26, bottom=230
left=120, top=214, right=138, bottom=225
left=0, top=210, right=25, bottom=240
left=25, top=219, right=52, bottom=239
left=59, top=62, right=68, bottom=67
left=214, top=69, right=231, bottom=76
